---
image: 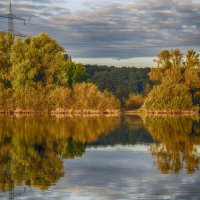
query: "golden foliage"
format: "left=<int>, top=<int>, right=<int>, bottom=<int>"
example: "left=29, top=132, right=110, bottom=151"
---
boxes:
left=0, top=33, right=120, bottom=113
left=143, top=83, right=194, bottom=111
left=144, top=49, right=200, bottom=111
left=124, top=93, right=144, bottom=110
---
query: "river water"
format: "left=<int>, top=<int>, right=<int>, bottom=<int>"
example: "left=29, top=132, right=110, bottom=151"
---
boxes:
left=0, top=115, right=200, bottom=200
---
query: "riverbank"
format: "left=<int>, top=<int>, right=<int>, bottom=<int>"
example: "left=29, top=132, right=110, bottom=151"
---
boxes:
left=0, top=108, right=199, bottom=117
left=0, top=108, right=120, bottom=116
left=124, top=109, right=199, bottom=116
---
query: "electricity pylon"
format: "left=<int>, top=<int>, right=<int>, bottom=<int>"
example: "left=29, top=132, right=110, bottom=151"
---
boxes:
left=0, top=1, right=27, bottom=37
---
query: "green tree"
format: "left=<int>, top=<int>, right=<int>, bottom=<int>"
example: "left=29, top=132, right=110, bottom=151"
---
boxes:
left=10, top=33, right=67, bottom=91
left=85, top=65, right=151, bottom=99
left=0, top=32, right=14, bottom=87
left=63, top=60, right=88, bottom=87
left=0, top=33, right=120, bottom=112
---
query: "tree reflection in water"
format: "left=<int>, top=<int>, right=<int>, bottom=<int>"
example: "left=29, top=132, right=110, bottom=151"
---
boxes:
left=0, top=116, right=120, bottom=192
left=1, top=115, right=200, bottom=193
left=144, top=116, right=200, bottom=174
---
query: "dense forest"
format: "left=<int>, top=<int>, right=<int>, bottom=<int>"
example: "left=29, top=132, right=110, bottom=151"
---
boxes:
left=85, top=65, right=153, bottom=100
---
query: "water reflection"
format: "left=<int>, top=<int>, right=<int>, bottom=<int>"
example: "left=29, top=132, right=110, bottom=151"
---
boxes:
left=91, top=115, right=153, bottom=146
left=0, top=115, right=200, bottom=198
left=144, top=116, right=200, bottom=174
left=0, top=116, right=120, bottom=192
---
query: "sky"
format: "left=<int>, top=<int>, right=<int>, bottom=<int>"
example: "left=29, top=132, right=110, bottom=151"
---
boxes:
left=0, top=0, right=200, bottom=67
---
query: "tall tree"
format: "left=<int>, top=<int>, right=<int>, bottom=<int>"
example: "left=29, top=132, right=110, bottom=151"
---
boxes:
left=184, top=50, right=200, bottom=99
left=149, top=49, right=183, bottom=84
left=10, top=33, right=67, bottom=91
left=0, top=32, right=14, bottom=87
left=148, top=49, right=200, bottom=105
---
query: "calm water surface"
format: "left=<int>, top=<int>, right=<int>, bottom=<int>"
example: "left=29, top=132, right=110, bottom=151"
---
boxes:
left=0, top=115, right=200, bottom=200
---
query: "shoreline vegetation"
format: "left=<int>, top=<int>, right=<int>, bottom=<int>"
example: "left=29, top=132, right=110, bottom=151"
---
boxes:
left=0, top=108, right=120, bottom=115
left=0, top=109, right=198, bottom=116
left=0, top=33, right=120, bottom=114
left=125, top=110, right=198, bottom=116
left=0, top=32, right=199, bottom=115
left=140, top=49, right=200, bottom=115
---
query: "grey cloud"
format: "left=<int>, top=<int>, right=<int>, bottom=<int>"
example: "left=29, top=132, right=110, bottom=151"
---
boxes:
left=0, top=0, right=200, bottom=59
left=0, top=1, right=70, bottom=16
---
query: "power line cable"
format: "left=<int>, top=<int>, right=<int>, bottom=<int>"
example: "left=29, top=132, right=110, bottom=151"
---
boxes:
left=0, top=2, right=28, bottom=37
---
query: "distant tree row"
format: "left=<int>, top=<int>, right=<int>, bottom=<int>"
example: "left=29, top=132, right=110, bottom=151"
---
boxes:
left=0, top=32, right=120, bottom=113
left=85, top=65, right=153, bottom=100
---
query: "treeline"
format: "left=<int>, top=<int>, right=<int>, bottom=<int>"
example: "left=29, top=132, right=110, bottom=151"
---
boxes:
left=87, top=49, right=200, bottom=112
left=85, top=50, right=200, bottom=112
left=85, top=64, right=153, bottom=100
left=1, top=32, right=200, bottom=113
left=0, top=32, right=120, bottom=113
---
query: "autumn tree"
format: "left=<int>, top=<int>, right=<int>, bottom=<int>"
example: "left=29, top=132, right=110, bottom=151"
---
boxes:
left=124, top=93, right=144, bottom=110
left=0, top=33, right=120, bottom=113
left=149, top=49, right=184, bottom=84
left=143, top=49, right=200, bottom=111
left=10, top=33, right=67, bottom=91
left=143, top=83, right=193, bottom=111
left=149, top=49, right=200, bottom=91
left=184, top=50, right=200, bottom=99
left=0, top=32, right=14, bottom=87
left=72, top=83, right=120, bottom=111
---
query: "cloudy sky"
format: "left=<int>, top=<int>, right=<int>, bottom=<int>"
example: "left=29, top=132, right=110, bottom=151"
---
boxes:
left=0, top=0, right=200, bottom=66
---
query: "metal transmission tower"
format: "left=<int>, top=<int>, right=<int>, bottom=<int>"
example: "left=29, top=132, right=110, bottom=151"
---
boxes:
left=8, top=1, right=14, bottom=34
left=0, top=1, right=27, bottom=37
